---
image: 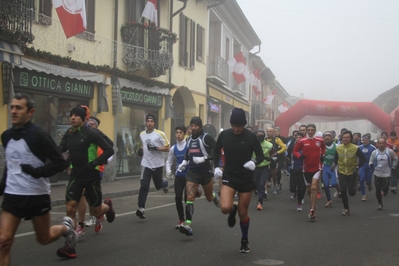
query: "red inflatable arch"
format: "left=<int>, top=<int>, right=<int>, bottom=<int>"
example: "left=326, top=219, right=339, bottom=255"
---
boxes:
left=274, top=99, right=391, bottom=136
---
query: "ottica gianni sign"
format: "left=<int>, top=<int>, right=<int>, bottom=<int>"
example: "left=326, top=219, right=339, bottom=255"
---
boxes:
left=14, top=68, right=94, bottom=98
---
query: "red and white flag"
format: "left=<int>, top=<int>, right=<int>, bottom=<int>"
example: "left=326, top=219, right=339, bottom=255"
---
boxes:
left=53, top=0, right=87, bottom=38
left=262, top=90, right=277, bottom=104
left=141, top=0, right=158, bottom=26
left=278, top=102, right=290, bottom=113
left=249, top=69, right=261, bottom=95
left=228, top=52, right=249, bottom=84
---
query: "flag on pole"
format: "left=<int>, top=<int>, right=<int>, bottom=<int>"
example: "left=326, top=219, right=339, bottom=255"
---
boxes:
left=141, top=0, right=158, bottom=26
left=53, top=0, right=87, bottom=38
left=262, top=90, right=277, bottom=104
left=249, top=69, right=261, bottom=95
left=278, top=101, right=290, bottom=113
left=227, top=52, right=249, bottom=84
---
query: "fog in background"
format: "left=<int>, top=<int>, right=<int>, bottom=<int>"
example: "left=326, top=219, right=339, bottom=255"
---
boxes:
left=237, top=0, right=399, bottom=102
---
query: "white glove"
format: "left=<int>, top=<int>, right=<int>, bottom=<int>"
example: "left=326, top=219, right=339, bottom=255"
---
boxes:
left=214, top=167, right=223, bottom=179
left=107, top=155, right=114, bottom=163
left=166, top=170, right=174, bottom=179
left=243, top=160, right=256, bottom=171
left=193, top=156, right=206, bottom=164
left=177, top=160, right=188, bottom=172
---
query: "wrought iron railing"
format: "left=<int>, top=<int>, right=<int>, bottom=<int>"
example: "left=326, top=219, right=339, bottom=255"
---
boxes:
left=208, top=54, right=228, bottom=83
left=0, top=0, right=35, bottom=45
left=121, top=23, right=176, bottom=76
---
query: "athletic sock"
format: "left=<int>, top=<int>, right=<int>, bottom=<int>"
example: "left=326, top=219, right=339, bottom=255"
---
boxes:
left=240, top=217, right=250, bottom=239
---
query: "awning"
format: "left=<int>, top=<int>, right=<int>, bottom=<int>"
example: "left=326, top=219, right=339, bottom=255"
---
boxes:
left=16, top=58, right=106, bottom=84
left=118, top=77, right=170, bottom=95
left=0, top=41, right=23, bottom=64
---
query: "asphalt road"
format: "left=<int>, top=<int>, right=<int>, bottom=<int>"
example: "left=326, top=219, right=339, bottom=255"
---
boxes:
left=10, top=180, right=399, bottom=266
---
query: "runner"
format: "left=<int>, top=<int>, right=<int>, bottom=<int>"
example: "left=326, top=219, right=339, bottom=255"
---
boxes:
left=358, top=135, right=376, bottom=201
left=369, top=138, right=398, bottom=210
left=322, top=131, right=338, bottom=207
left=387, top=131, right=399, bottom=194
left=213, top=108, right=265, bottom=253
left=136, top=113, right=170, bottom=219
left=0, top=93, right=73, bottom=265
left=293, top=123, right=326, bottom=221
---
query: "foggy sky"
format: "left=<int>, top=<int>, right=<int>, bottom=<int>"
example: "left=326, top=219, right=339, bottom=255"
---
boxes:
left=236, top=0, right=399, bottom=102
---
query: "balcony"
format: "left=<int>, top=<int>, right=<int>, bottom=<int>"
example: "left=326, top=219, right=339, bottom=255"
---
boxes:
left=121, top=23, right=176, bottom=77
left=207, top=54, right=228, bottom=85
left=0, top=0, right=35, bottom=45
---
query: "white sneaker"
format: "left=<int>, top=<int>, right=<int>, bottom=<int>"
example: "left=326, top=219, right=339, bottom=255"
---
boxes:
left=84, top=216, right=96, bottom=227
left=301, top=198, right=305, bottom=204
left=62, top=216, right=78, bottom=248
left=333, top=191, right=338, bottom=198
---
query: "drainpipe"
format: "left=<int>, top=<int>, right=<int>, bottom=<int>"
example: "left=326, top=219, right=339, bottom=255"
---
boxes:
left=169, top=0, right=188, bottom=84
left=113, top=0, right=119, bottom=68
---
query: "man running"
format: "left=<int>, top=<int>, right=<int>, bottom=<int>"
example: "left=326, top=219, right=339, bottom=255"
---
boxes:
left=178, top=117, right=220, bottom=236
left=322, top=131, right=338, bottom=208
left=0, top=93, right=73, bottom=265
left=136, top=113, right=170, bottom=219
left=213, top=108, right=265, bottom=253
left=358, top=135, right=376, bottom=201
left=57, top=106, right=115, bottom=258
left=334, top=130, right=366, bottom=216
left=265, top=127, right=286, bottom=195
left=293, top=123, right=325, bottom=221
left=369, top=138, right=398, bottom=210
left=387, top=131, right=399, bottom=194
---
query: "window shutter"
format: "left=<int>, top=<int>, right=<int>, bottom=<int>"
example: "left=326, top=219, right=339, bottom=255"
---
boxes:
left=197, top=24, right=204, bottom=62
left=190, top=20, right=195, bottom=70
left=179, top=13, right=186, bottom=67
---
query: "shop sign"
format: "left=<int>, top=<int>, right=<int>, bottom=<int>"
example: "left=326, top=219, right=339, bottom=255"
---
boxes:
left=121, top=87, right=163, bottom=107
left=13, top=68, right=94, bottom=98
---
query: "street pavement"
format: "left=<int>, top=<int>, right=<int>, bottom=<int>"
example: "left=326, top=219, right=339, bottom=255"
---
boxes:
left=7, top=175, right=399, bottom=265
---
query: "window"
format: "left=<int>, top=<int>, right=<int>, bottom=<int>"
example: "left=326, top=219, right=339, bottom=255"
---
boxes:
left=77, top=0, right=95, bottom=41
left=34, top=0, right=52, bottom=25
left=179, top=13, right=195, bottom=70
left=126, top=0, right=145, bottom=24
left=196, top=24, right=205, bottom=62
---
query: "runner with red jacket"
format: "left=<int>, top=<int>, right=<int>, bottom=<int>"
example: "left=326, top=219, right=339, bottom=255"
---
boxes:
left=293, top=123, right=326, bottom=221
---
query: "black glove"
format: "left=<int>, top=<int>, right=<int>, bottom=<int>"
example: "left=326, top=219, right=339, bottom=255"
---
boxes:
left=369, top=164, right=374, bottom=169
left=82, top=161, right=97, bottom=171
left=20, top=164, right=43, bottom=179
left=137, top=148, right=143, bottom=156
left=299, top=154, right=305, bottom=160
left=353, top=167, right=358, bottom=177
left=147, top=144, right=158, bottom=151
left=392, top=168, right=396, bottom=177
left=320, top=155, right=325, bottom=162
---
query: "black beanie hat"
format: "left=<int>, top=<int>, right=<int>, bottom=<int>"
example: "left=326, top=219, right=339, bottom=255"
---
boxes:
left=70, top=107, right=86, bottom=121
left=190, top=116, right=202, bottom=127
left=230, top=108, right=247, bottom=126
left=146, top=113, right=156, bottom=122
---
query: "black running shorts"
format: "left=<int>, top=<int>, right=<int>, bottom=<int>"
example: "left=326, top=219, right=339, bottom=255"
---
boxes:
left=186, top=170, right=212, bottom=186
left=1, top=194, right=51, bottom=220
left=66, top=178, right=103, bottom=207
left=222, top=179, right=255, bottom=193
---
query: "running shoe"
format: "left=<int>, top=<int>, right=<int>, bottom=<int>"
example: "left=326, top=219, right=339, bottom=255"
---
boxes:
left=62, top=216, right=78, bottom=248
left=253, top=189, right=258, bottom=196
left=239, top=238, right=250, bottom=253
left=296, top=204, right=302, bottom=212
left=212, top=191, right=220, bottom=207
left=228, top=204, right=238, bottom=227
left=278, top=182, right=283, bottom=191
left=256, top=202, right=262, bottom=211
left=163, top=178, right=169, bottom=193
left=76, top=224, right=85, bottom=236
left=308, top=209, right=316, bottom=221
left=391, top=187, right=397, bottom=194
left=361, top=195, right=367, bottom=201
left=175, top=220, right=185, bottom=229
left=342, top=209, right=350, bottom=216
left=290, top=193, right=296, bottom=201
left=84, top=216, right=96, bottom=227
left=272, top=187, right=278, bottom=195
left=333, top=191, right=338, bottom=198
left=264, top=192, right=268, bottom=200
left=104, top=198, right=115, bottom=223
left=317, top=191, right=322, bottom=199
left=195, top=187, right=202, bottom=198
left=301, top=198, right=305, bottom=204
left=179, top=222, right=193, bottom=236
left=56, top=243, right=77, bottom=259
left=377, top=205, right=383, bottom=210
left=136, top=208, right=145, bottom=219
left=325, top=201, right=332, bottom=208
left=94, top=215, right=104, bottom=233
